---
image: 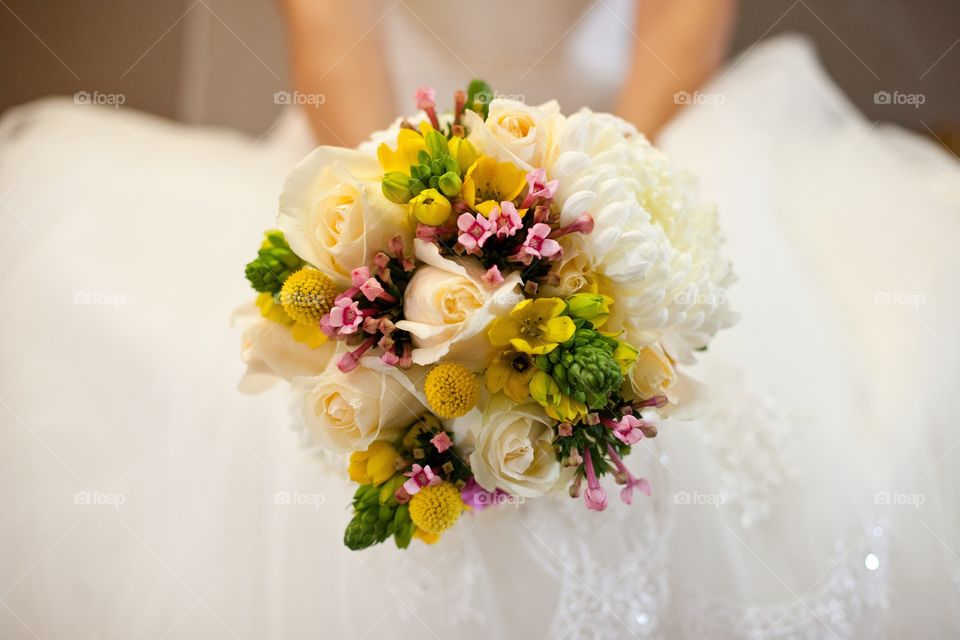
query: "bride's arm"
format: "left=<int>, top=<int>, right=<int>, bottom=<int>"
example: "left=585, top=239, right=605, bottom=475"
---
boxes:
left=279, top=0, right=396, bottom=146
left=616, top=0, right=739, bottom=139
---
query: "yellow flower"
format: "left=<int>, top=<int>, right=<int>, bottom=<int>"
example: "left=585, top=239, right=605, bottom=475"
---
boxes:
left=462, top=155, right=526, bottom=216
left=348, top=441, right=399, bottom=486
left=613, top=340, right=639, bottom=375
left=424, top=362, right=480, bottom=419
left=409, top=188, right=452, bottom=226
left=279, top=268, right=337, bottom=325
left=377, top=126, right=428, bottom=174
left=488, top=298, right=576, bottom=355
left=413, top=528, right=441, bottom=545
left=447, top=136, right=479, bottom=175
left=256, top=292, right=326, bottom=348
left=529, top=371, right=587, bottom=422
left=486, top=350, right=536, bottom=402
left=408, top=483, right=463, bottom=534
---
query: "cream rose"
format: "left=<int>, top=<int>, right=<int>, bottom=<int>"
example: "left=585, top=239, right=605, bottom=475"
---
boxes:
left=278, top=146, right=409, bottom=288
left=464, top=98, right=564, bottom=170
left=629, top=345, right=677, bottom=399
left=464, top=399, right=562, bottom=498
left=232, top=302, right=335, bottom=393
left=295, top=358, right=425, bottom=453
left=395, top=240, right=523, bottom=370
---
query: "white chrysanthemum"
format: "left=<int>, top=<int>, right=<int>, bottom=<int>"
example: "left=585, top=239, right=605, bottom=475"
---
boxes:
left=547, top=108, right=736, bottom=363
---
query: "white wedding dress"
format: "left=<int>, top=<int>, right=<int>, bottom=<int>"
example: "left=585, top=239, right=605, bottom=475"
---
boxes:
left=2, top=17, right=959, bottom=639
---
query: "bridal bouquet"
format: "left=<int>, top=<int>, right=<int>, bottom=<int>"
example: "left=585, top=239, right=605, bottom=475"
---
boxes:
left=236, top=82, right=735, bottom=550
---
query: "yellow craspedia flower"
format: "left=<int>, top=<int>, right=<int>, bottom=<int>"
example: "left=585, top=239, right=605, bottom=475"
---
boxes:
left=408, top=483, right=463, bottom=534
left=462, top=155, right=526, bottom=216
left=488, top=298, right=576, bottom=355
left=348, top=441, right=399, bottom=486
left=279, top=268, right=337, bottom=325
left=424, top=362, right=480, bottom=419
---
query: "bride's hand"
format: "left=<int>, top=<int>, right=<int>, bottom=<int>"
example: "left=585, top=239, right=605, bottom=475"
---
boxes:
left=616, top=0, right=739, bottom=139
left=278, top=0, right=396, bottom=146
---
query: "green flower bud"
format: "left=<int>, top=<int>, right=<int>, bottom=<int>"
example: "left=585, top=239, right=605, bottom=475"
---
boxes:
left=448, top=137, right=479, bottom=175
left=244, top=230, right=304, bottom=293
left=437, top=171, right=463, bottom=197
left=382, top=171, right=415, bottom=204
left=566, top=293, right=614, bottom=328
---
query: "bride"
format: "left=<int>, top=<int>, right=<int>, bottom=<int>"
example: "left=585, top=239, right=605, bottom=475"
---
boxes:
left=1, top=1, right=958, bottom=638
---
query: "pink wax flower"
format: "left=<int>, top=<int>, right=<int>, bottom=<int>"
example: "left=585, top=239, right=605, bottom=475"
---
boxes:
left=521, top=168, right=559, bottom=208
left=457, top=211, right=494, bottom=251
left=608, top=414, right=644, bottom=445
left=358, top=277, right=397, bottom=304
left=490, top=201, right=523, bottom=238
left=481, top=265, right=504, bottom=287
left=326, top=297, right=363, bottom=335
left=403, top=464, right=441, bottom=496
left=414, top=86, right=436, bottom=110
left=517, top=223, right=562, bottom=263
left=430, top=432, right=453, bottom=453
left=607, top=444, right=651, bottom=505
left=582, top=448, right=607, bottom=511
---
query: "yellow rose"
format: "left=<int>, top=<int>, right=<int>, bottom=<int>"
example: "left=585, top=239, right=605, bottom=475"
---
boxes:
left=463, top=397, right=563, bottom=498
left=296, top=359, right=424, bottom=453
left=278, top=146, right=409, bottom=288
left=395, top=240, right=523, bottom=370
left=464, top=98, right=564, bottom=170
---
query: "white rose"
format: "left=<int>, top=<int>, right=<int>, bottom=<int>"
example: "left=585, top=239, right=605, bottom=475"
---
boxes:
left=295, top=358, right=425, bottom=453
left=278, top=146, right=409, bottom=288
left=464, top=399, right=562, bottom=498
left=232, top=302, right=335, bottom=393
left=395, top=240, right=523, bottom=370
left=464, top=98, right=565, bottom=170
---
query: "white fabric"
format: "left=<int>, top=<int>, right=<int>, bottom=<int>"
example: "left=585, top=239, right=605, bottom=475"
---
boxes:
left=1, top=34, right=959, bottom=639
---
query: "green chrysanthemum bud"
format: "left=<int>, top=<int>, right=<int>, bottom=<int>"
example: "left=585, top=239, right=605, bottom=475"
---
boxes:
left=535, top=326, right=623, bottom=409
left=245, top=230, right=304, bottom=293
left=437, top=171, right=463, bottom=198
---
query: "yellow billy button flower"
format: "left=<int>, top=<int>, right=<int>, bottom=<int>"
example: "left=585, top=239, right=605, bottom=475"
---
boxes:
left=424, top=362, right=480, bottom=419
left=413, top=528, right=441, bottom=545
left=409, top=188, right=452, bottom=226
left=462, top=155, right=527, bottom=216
left=488, top=298, right=576, bottom=355
left=348, top=441, right=399, bottom=486
left=408, top=482, right=464, bottom=535
left=486, top=350, right=536, bottom=403
left=279, top=268, right=337, bottom=325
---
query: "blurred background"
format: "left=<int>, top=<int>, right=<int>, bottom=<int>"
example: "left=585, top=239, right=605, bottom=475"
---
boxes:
left=1, top=0, right=958, bottom=147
